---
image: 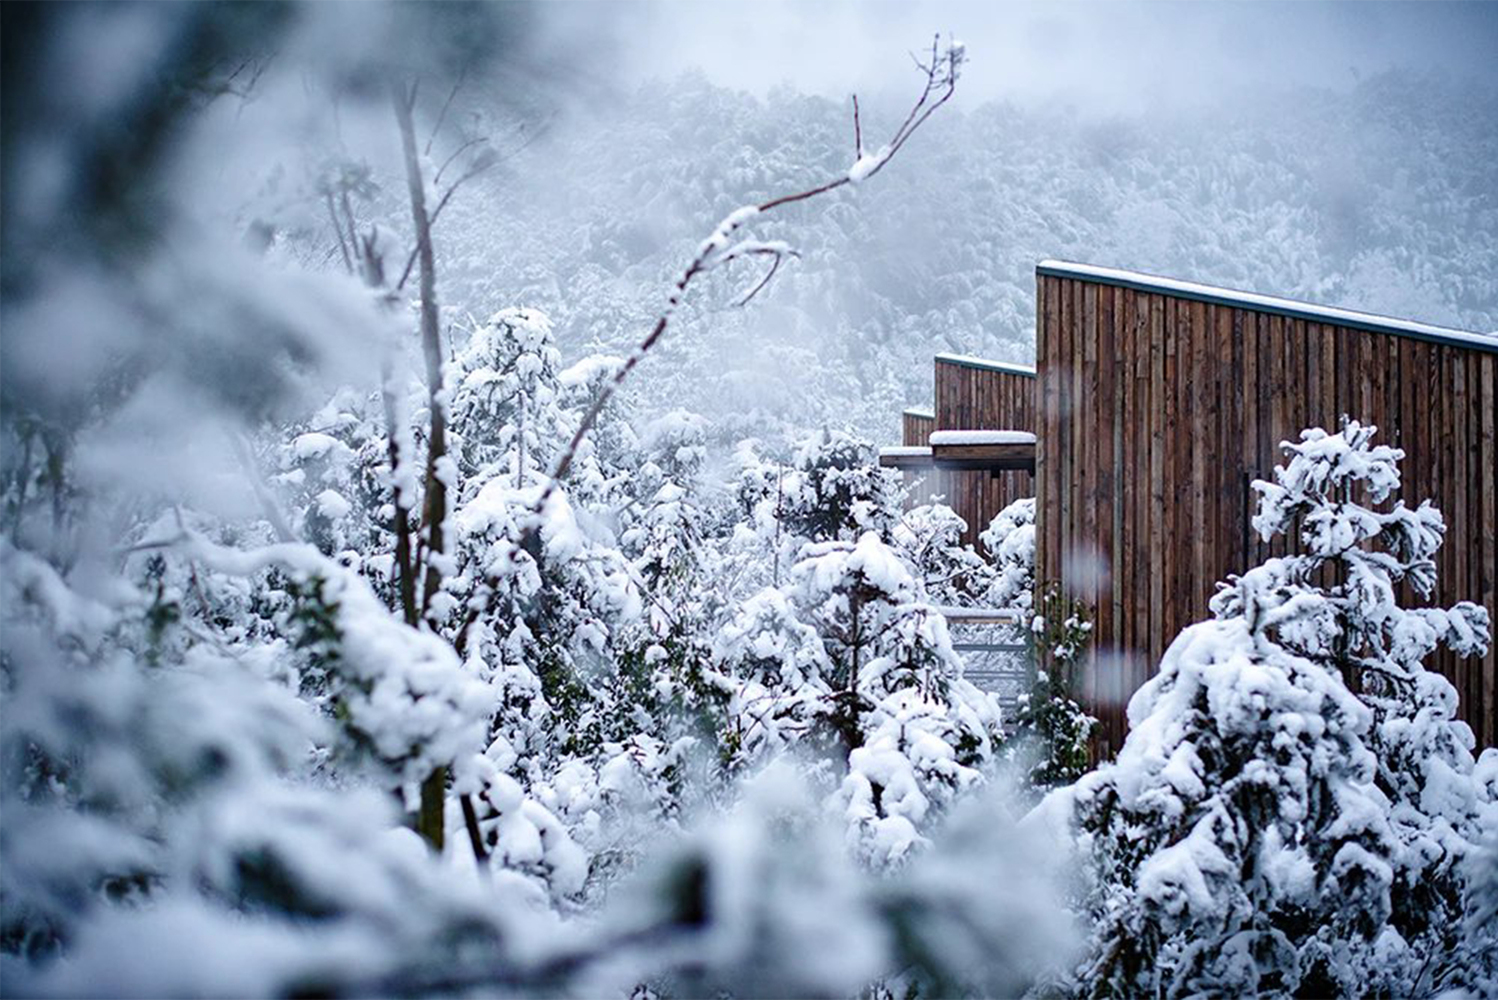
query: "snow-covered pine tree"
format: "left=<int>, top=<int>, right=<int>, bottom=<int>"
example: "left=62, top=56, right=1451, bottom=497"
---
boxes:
left=792, top=532, right=1004, bottom=865
left=449, top=308, right=573, bottom=485
left=1062, top=419, right=1493, bottom=997
left=1212, top=418, right=1493, bottom=994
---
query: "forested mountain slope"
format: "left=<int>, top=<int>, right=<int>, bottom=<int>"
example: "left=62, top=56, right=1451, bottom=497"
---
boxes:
left=430, top=70, right=1497, bottom=437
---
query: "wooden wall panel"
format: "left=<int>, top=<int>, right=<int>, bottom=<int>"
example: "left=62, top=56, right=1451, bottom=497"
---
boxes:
left=929, top=356, right=1037, bottom=549
left=1035, top=267, right=1498, bottom=752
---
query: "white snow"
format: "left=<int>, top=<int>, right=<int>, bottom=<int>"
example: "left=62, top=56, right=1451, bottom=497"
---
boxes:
left=314, top=489, right=351, bottom=520
left=291, top=432, right=344, bottom=461
left=878, top=445, right=931, bottom=457
left=929, top=430, right=1036, bottom=446
left=847, top=145, right=892, bottom=183
left=931, top=605, right=1024, bottom=624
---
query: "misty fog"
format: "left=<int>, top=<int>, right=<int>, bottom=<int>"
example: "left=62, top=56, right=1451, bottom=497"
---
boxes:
left=3, top=3, right=1496, bottom=997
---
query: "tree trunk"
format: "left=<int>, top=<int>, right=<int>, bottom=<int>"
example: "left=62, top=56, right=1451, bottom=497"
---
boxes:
left=393, top=79, right=448, bottom=853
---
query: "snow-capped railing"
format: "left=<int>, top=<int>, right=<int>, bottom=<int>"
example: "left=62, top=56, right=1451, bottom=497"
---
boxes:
left=878, top=445, right=934, bottom=471
left=924, top=430, right=1036, bottom=473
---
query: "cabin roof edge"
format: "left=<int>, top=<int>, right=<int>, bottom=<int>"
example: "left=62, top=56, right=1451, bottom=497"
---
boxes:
left=1036, top=259, right=1498, bottom=354
left=934, top=352, right=1038, bottom=376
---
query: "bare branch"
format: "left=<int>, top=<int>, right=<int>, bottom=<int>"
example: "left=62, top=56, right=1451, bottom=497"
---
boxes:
left=325, top=191, right=353, bottom=275
left=852, top=94, right=863, bottom=155
left=424, top=65, right=467, bottom=157
left=735, top=252, right=787, bottom=307
left=428, top=158, right=495, bottom=229
left=434, top=135, right=488, bottom=187
left=338, top=189, right=361, bottom=271
left=393, top=76, right=450, bottom=854
left=452, top=37, right=964, bottom=656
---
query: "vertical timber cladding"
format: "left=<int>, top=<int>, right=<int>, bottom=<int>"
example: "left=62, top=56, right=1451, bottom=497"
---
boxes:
left=1035, top=261, right=1498, bottom=755
left=931, top=354, right=1037, bottom=549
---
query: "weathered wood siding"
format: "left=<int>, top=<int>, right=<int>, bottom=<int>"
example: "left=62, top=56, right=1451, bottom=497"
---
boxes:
left=1036, top=268, right=1498, bottom=755
left=901, top=408, right=935, bottom=449
left=906, top=356, right=1035, bottom=549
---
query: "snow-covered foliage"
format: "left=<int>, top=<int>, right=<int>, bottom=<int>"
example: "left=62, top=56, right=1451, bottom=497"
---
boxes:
left=1055, top=420, right=1495, bottom=997
left=427, top=72, right=1498, bottom=435
left=973, top=499, right=1097, bottom=791
left=979, top=496, right=1036, bottom=611
left=5, top=5, right=1495, bottom=996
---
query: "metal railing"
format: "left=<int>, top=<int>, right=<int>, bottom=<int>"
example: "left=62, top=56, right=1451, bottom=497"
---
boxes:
left=936, top=606, right=1035, bottom=716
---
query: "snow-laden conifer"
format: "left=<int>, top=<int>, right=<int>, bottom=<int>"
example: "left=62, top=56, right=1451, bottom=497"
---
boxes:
left=1059, top=419, right=1494, bottom=997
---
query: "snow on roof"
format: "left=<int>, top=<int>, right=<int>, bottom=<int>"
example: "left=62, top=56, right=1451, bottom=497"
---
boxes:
left=878, top=445, right=933, bottom=457
left=901, top=406, right=935, bottom=418
left=929, top=430, right=1036, bottom=446
left=934, top=353, right=1038, bottom=376
left=1037, top=260, right=1498, bottom=354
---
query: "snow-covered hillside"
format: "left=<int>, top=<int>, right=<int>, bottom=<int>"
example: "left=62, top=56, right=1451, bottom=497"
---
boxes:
left=424, top=71, right=1498, bottom=435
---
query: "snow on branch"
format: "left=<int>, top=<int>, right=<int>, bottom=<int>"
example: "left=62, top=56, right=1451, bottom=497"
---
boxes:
left=452, top=34, right=967, bottom=656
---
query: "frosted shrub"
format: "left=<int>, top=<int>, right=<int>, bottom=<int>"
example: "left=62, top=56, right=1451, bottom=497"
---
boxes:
left=601, top=763, right=1071, bottom=1000
left=449, top=308, right=571, bottom=482
left=1060, top=419, right=1494, bottom=997
left=1008, top=582, right=1096, bottom=791
left=792, top=533, right=1004, bottom=863
left=892, top=502, right=993, bottom=606
left=738, top=429, right=905, bottom=549
left=979, top=495, right=1036, bottom=612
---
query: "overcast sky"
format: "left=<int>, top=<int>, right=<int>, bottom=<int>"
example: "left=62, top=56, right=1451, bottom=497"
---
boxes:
left=539, top=1, right=1498, bottom=113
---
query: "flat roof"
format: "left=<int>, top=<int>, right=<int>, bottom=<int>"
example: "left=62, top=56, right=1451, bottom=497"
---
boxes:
left=934, top=352, right=1037, bottom=376
left=1037, top=260, right=1498, bottom=355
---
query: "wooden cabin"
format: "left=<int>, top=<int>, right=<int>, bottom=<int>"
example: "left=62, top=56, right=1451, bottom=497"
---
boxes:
left=882, top=355, right=1037, bottom=550
left=885, top=261, right=1497, bottom=754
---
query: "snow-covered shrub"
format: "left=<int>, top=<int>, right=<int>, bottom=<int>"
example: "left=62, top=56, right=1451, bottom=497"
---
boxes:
left=738, top=428, right=905, bottom=549
left=891, top=501, right=994, bottom=606
left=792, top=533, right=1004, bottom=863
left=449, top=307, right=571, bottom=482
left=1059, top=419, right=1493, bottom=997
left=1213, top=418, right=1493, bottom=993
left=973, top=499, right=1096, bottom=792
left=0, top=540, right=549, bottom=995
left=979, top=496, right=1036, bottom=612
left=600, top=762, right=1072, bottom=999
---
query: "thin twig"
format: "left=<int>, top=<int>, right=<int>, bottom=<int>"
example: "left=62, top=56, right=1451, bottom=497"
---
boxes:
left=424, top=65, right=466, bottom=157
left=397, top=127, right=545, bottom=294
left=325, top=191, right=353, bottom=275
left=734, top=252, right=792, bottom=307
left=451, top=36, right=964, bottom=657
left=434, top=136, right=488, bottom=187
